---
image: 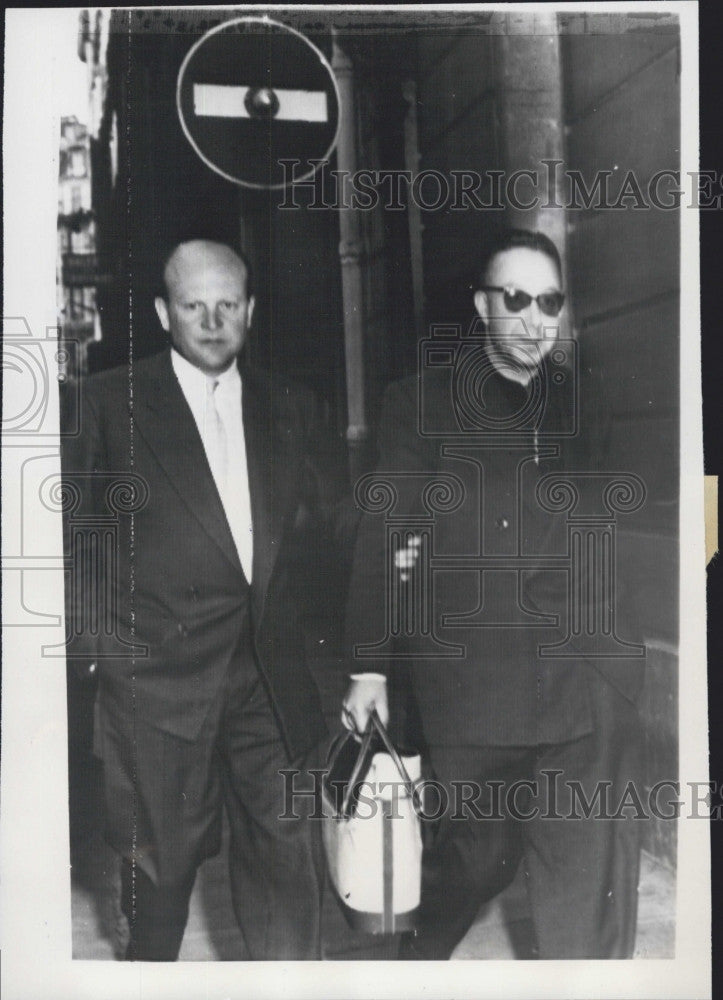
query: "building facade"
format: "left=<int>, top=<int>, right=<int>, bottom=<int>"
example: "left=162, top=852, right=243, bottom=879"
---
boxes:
left=58, top=115, right=98, bottom=377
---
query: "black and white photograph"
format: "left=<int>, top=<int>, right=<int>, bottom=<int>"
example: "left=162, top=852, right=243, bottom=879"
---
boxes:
left=1, top=4, right=711, bottom=998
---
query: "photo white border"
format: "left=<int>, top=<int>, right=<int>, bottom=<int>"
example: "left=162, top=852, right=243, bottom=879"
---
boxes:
left=2, top=4, right=709, bottom=998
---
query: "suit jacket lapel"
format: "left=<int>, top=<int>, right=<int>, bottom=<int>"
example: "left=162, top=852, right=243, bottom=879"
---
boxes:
left=131, top=350, right=243, bottom=576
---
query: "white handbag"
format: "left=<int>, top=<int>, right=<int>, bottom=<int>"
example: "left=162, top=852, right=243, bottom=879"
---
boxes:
left=321, top=710, right=422, bottom=934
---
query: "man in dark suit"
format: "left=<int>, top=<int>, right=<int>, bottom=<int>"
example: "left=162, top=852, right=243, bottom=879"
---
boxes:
left=63, top=236, right=342, bottom=960
left=343, top=230, right=645, bottom=959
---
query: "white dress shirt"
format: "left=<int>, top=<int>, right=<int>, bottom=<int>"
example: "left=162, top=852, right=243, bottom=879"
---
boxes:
left=171, top=348, right=254, bottom=581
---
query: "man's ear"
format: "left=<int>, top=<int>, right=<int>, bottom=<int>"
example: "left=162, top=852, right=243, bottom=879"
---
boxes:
left=473, top=290, right=489, bottom=325
left=154, top=296, right=170, bottom=332
left=246, top=296, right=256, bottom=328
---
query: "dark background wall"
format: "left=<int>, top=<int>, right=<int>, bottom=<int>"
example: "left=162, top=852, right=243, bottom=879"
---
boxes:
left=561, top=23, right=680, bottom=865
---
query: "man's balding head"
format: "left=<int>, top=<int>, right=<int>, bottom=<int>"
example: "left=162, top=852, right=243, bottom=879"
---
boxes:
left=155, top=239, right=255, bottom=376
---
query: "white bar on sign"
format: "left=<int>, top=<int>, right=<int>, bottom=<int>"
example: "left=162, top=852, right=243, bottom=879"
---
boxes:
left=193, top=84, right=250, bottom=118
left=193, top=84, right=328, bottom=122
left=276, top=89, right=327, bottom=122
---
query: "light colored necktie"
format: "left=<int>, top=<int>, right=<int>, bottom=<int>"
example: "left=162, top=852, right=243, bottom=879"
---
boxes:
left=205, top=377, right=254, bottom=582
left=205, top=378, right=228, bottom=489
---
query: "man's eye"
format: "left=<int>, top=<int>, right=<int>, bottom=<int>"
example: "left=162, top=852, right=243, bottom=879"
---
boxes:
left=504, top=289, right=530, bottom=311
left=183, top=302, right=202, bottom=311
left=219, top=301, right=239, bottom=312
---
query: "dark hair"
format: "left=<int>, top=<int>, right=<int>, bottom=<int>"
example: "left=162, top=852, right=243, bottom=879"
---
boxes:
left=155, top=229, right=255, bottom=300
left=479, top=229, right=562, bottom=287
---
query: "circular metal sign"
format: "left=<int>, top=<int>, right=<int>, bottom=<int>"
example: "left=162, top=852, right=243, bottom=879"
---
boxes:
left=177, top=16, right=340, bottom=190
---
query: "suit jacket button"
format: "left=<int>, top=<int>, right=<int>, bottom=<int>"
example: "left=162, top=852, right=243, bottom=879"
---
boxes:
left=496, top=517, right=509, bottom=530
left=177, top=622, right=188, bottom=638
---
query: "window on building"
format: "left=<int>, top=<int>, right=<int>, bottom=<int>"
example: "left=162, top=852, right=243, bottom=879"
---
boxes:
left=71, top=149, right=86, bottom=178
left=71, top=185, right=82, bottom=212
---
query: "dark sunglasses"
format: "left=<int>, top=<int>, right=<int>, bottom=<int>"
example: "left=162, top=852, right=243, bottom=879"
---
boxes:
left=481, top=285, right=565, bottom=317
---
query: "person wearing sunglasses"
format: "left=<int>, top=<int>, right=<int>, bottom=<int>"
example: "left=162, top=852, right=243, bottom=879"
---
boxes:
left=473, top=231, right=566, bottom=385
left=342, top=228, right=643, bottom=960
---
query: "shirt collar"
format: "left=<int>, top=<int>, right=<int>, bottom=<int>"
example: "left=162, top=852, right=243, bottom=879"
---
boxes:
left=171, top=348, right=241, bottom=394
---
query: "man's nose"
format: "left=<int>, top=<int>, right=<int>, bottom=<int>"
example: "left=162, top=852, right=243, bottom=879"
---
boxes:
left=529, top=300, right=542, bottom=328
left=524, top=300, right=543, bottom=338
left=201, top=305, right=221, bottom=331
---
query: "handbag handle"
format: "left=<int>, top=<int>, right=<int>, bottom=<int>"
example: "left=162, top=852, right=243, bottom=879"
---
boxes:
left=336, top=710, right=419, bottom=815
left=339, top=720, right=377, bottom=815
left=324, top=718, right=379, bottom=815
left=368, top=708, right=417, bottom=798
left=325, top=727, right=352, bottom=773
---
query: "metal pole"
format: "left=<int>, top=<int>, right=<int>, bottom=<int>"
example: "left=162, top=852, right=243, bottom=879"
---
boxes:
left=331, top=31, right=368, bottom=481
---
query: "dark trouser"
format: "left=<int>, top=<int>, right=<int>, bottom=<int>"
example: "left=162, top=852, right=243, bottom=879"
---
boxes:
left=104, top=650, right=323, bottom=961
left=407, top=677, right=642, bottom=959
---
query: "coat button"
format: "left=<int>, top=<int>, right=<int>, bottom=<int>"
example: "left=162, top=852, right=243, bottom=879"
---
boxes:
left=188, top=586, right=198, bottom=600
left=496, top=517, right=509, bottom=530
left=177, top=622, right=189, bottom=638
